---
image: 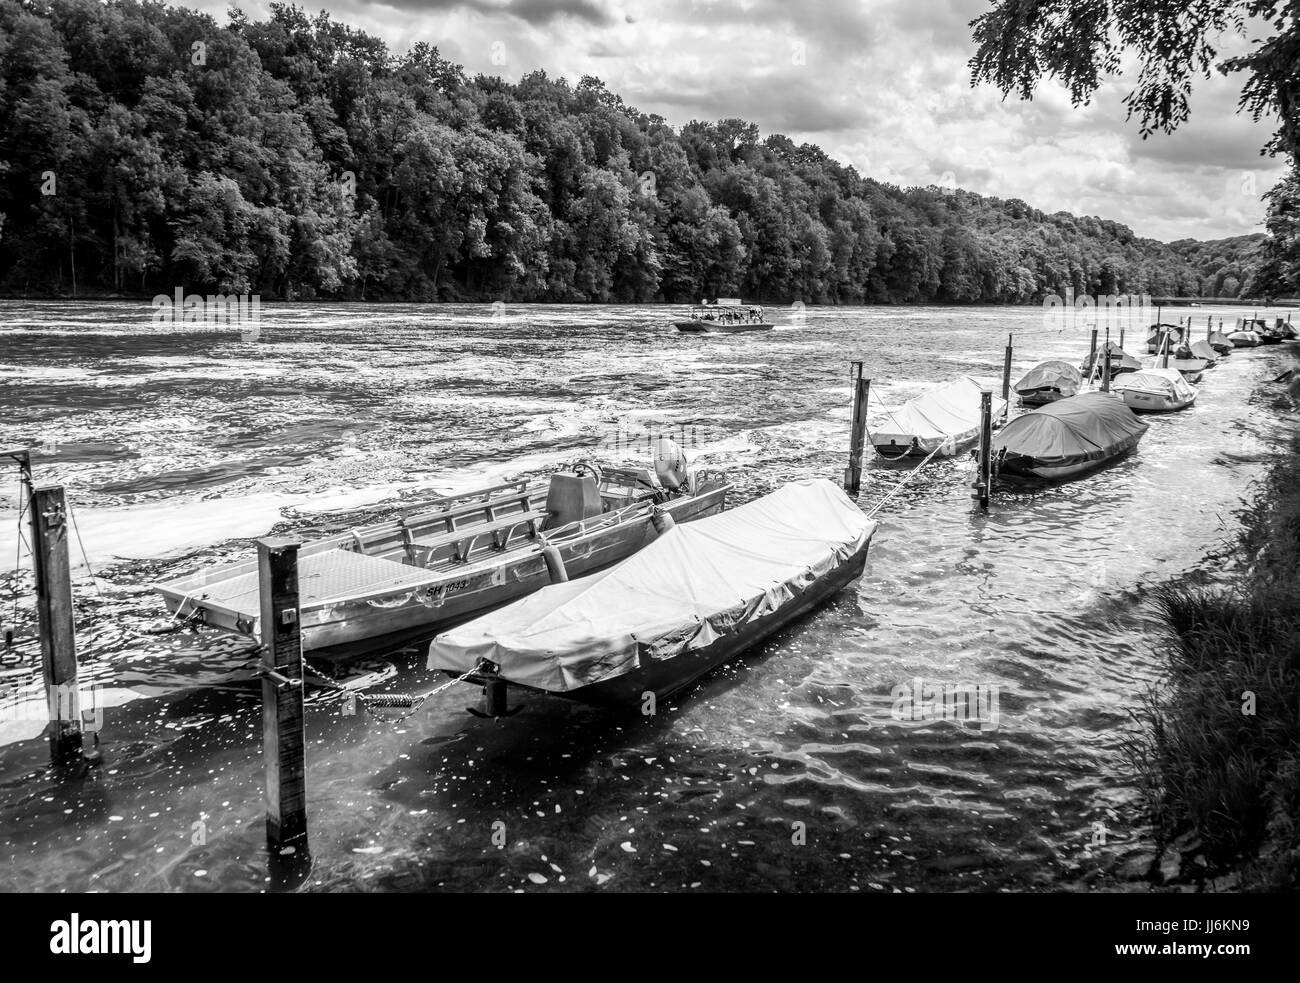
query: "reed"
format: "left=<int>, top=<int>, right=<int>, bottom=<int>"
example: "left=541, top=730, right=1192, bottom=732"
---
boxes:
left=1129, top=431, right=1300, bottom=889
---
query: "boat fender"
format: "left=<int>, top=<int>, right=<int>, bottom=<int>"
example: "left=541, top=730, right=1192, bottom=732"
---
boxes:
left=654, top=437, right=689, bottom=491
left=540, top=540, right=568, bottom=583
left=651, top=507, right=676, bottom=535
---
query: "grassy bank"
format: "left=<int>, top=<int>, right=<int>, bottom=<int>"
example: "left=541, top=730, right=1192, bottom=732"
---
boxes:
left=1129, top=422, right=1300, bottom=891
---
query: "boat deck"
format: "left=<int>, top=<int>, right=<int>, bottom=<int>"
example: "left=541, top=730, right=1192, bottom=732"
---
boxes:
left=175, top=550, right=448, bottom=621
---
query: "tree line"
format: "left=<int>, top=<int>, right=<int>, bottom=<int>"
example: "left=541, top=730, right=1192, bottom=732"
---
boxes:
left=0, top=0, right=1283, bottom=303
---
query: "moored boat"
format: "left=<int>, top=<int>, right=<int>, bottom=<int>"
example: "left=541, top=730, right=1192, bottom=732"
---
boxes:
left=674, top=298, right=772, bottom=333
left=871, top=376, right=1007, bottom=459
left=1080, top=342, right=1140, bottom=376
left=1227, top=330, right=1261, bottom=348
left=428, top=478, right=875, bottom=707
left=1013, top=360, right=1081, bottom=406
left=156, top=450, right=731, bottom=655
left=1206, top=330, right=1234, bottom=354
left=992, top=391, right=1149, bottom=482
left=1188, top=340, right=1219, bottom=364
left=1146, top=323, right=1186, bottom=354
left=1238, top=317, right=1283, bottom=344
left=1114, top=367, right=1197, bottom=413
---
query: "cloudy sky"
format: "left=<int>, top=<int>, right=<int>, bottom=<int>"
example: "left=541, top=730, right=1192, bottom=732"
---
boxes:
left=205, top=0, right=1287, bottom=242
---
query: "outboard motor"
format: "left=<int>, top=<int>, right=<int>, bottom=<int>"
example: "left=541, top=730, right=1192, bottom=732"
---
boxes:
left=654, top=437, right=689, bottom=492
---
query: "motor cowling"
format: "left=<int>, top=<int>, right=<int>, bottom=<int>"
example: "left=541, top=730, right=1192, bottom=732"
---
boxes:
left=654, top=436, right=689, bottom=492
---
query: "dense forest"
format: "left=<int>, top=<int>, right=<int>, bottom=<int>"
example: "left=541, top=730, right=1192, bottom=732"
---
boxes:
left=0, top=0, right=1282, bottom=303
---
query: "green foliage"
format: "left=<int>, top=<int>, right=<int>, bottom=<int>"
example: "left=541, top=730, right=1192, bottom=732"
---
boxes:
left=0, top=0, right=1264, bottom=301
left=1130, top=429, right=1300, bottom=889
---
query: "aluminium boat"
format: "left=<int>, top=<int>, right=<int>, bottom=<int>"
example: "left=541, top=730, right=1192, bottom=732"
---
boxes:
left=156, top=455, right=730, bottom=655
left=1114, top=367, right=1197, bottom=413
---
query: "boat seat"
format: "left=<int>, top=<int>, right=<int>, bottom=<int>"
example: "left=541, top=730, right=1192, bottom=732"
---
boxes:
left=407, top=509, right=549, bottom=565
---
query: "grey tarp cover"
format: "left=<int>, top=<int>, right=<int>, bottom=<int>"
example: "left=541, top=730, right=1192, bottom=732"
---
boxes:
left=1189, top=340, right=1218, bottom=361
left=428, top=479, right=876, bottom=693
left=993, top=392, right=1148, bottom=466
left=1014, top=360, right=1081, bottom=396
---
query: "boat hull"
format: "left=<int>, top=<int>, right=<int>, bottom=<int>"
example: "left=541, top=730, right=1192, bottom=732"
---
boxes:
left=674, top=321, right=774, bottom=333
left=1121, top=390, right=1196, bottom=413
left=544, top=537, right=873, bottom=706
left=1017, top=389, right=1069, bottom=406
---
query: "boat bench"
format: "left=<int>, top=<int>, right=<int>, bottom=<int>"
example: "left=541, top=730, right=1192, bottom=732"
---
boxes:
left=405, top=509, right=549, bottom=565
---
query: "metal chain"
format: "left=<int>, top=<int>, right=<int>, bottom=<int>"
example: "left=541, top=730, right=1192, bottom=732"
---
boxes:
left=302, top=655, right=487, bottom=723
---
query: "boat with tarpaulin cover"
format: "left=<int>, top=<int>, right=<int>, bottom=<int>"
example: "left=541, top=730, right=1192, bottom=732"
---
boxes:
left=1013, top=360, right=1081, bottom=406
left=870, top=377, right=1007, bottom=459
left=1114, top=367, right=1198, bottom=413
left=428, top=479, right=875, bottom=707
left=992, top=392, right=1149, bottom=481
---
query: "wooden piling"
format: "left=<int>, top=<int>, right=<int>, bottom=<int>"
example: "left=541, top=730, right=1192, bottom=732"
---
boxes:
left=258, top=537, right=308, bottom=851
left=1087, top=328, right=1098, bottom=382
left=844, top=361, right=870, bottom=495
left=1102, top=327, right=1112, bottom=393
left=30, top=484, right=81, bottom=761
left=975, top=391, right=992, bottom=511
left=1000, top=333, right=1013, bottom=404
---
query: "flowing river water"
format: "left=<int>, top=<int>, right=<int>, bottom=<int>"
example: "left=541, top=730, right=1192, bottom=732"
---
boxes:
left=0, top=300, right=1296, bottom=893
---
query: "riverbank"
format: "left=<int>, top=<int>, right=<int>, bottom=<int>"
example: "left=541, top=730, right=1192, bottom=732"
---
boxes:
left=1131, top=394, right=1300, bottom=891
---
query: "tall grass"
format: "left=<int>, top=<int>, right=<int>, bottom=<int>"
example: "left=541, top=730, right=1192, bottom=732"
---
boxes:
left=1128, top=431, right=1300, bottom=890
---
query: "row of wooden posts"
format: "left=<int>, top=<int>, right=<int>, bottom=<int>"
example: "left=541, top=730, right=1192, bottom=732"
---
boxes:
left=842, top=333, right=1021, bottom=510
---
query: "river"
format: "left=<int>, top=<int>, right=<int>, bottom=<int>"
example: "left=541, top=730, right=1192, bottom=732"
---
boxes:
left=0, top=300, right=1296, bottom=892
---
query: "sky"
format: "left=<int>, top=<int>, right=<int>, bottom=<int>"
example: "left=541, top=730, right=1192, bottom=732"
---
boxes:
left=200, top=0, right=1289, bottom=243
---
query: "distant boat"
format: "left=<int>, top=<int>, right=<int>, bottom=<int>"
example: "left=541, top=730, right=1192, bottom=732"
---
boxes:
left=871, top=377, right=1007, bottom=459
left=674, top=299, right=772, bottom=333
left=1013, top=360, right=1081, bottom=406
left=1278, top=318, right=1298, bottom=340
left=993, top=392, right=1149, bottom=481
left=1114, top=368, right=1197, bottom=413
left=1227, top=330, right=1261, bottom=348
left=1188, top=340, right=1219, bottom=364
left=428, top=479, right=876, bottom=707
left=1080, top=342, right=1140, bottom=376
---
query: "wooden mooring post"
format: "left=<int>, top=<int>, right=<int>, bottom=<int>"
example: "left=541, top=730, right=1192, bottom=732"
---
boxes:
left=29, top=482, right=82, bottom=761
left=1000, top=334, right=1013, bottom=404
left=972, top=390, right=993, bottom=511
left=258, top=537, right=308, bottom=853
left=1102, top=327, right=1112, bottom=393
left=844, top=361, right=870, bottom=495
left=1087, top=327, right=1098, bottom=381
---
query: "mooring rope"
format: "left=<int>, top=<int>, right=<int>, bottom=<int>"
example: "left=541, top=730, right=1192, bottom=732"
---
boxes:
left=862, top=438, right=949, bottom=519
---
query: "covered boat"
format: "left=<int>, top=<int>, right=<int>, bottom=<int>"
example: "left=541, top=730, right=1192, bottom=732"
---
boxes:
left=1206, top=330, right=1235, bottom=354
left=1079, top=342, right=1140, bottom=377
left=1227, top=330, right=1261, bottom=348
left=993, top=392, right=1149, bottom=482
left=871, top=377, right=1007, bottom=459
left=1146, top=324, right=1186, bottom=353
left=1188, top=340, right=1219, bottom=364
left=1238, top=317, right=1282, bottom=344
left=156, top=451, right=730, bottom=655
left=1114, top=367, right=1197, bottom=413
left=429, top=479, right=876, bottom=706
left=1013, top=360, right=1081, bottom=406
